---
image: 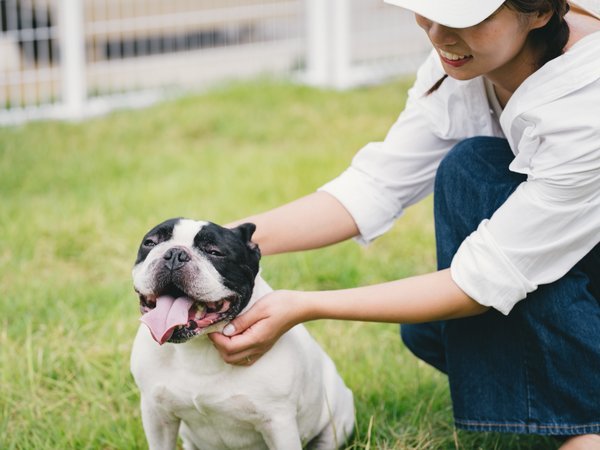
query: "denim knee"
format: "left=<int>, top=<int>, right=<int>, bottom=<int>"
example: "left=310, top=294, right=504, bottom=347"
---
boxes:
left=400, top=323, right=447, bottom=374
left=436, top=137, right=492, bottom=180
left=435, top=137, right=517, bottom=194
left=433, top=137, right=526, bottom=269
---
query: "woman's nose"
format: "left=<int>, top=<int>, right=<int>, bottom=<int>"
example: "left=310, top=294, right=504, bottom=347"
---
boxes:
left=429, top=22, right=458, bottom=46
left=415, top=15, right=458, bottom=47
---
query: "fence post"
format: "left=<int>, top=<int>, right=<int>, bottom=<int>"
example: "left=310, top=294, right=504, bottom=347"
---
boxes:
left=305, top=0, right=328, bottom=86
left=305, top=0, right=351, bottom=89
left=58, top=0, right=86, bottom=119
left=331, top=0, right=351, bottom=88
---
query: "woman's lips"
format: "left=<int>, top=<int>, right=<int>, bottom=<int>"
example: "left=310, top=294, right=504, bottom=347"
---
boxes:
left=438, top=49, right=473, bottom=67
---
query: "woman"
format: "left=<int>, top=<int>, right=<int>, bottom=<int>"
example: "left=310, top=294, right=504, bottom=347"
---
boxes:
left=210, top=0, right=600, bottom=447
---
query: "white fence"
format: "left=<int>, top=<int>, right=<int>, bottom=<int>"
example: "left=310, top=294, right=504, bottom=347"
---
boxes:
left=0, top=0, right=431, bottom=125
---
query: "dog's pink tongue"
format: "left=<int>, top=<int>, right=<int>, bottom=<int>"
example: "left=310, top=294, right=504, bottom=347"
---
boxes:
left=140, top=295, right=194, bottom=345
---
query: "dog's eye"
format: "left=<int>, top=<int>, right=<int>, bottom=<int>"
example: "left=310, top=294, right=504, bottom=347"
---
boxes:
left=143, top=239, right=157, bottom=247
left=207, top=248, right=224, bottom=257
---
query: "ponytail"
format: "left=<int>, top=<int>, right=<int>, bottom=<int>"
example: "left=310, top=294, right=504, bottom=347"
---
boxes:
left=425, top=74, right=448, bottom=96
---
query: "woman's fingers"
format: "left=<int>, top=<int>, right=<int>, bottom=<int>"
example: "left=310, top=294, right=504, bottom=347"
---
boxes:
left=221, top=302, right=263, bottom=337
left=208, top=290, right=304, bottom=365
left=208, top=336, right=270, bottom=366
left=209, top=317, right=276, bottom=363
left=222, top=348, right=262, bottom=366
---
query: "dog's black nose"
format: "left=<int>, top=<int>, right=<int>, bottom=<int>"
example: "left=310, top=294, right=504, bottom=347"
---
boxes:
left=163, top=247, right=191, bottom=271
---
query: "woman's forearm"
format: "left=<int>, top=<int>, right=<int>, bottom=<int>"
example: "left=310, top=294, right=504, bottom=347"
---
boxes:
left=298, top=268, right=488, bottom=324
left=209, top=268, right=489, bottom=364
left=227, top=191, right=360, bottom=255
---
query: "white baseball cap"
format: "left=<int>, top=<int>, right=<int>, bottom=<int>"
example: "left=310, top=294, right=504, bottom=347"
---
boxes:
left=383, top=0, right=506, bottom=28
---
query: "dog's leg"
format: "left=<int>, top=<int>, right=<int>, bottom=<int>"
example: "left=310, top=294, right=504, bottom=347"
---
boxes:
left=306, top=426, right=349, bottom=450
left=140, top=395, right=180, bottom=450
left=258, top=415, right=303, bottom=450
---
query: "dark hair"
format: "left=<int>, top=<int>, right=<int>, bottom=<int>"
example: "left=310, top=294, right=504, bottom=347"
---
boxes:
left=425, top=0, right=570, bottom=95
left=506, top=0, right=570, bottom=65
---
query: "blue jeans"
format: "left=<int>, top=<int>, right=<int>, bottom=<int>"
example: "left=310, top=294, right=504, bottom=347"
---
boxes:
left=401, top=137, right=600, bottom=435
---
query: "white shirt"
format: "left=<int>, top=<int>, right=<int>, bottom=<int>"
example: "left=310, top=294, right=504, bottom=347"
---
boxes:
left=319, top=31, right=600, bottom=315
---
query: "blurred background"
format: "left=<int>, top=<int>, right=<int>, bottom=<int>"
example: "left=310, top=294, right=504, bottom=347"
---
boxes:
left=1, top=2, right=597, bottom=448
left=0, top=0, right=432, bottom=125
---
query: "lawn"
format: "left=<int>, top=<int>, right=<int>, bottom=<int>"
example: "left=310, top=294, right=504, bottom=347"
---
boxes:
left=0, top=79, right=558, bottom=449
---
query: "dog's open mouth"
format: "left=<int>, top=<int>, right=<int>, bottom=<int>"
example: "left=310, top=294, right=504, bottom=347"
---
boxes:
left=138, top=285, right=236, bottom=345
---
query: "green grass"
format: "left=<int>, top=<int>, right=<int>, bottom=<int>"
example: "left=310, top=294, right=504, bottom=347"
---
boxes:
left=0, top=79, right=558, bottom=449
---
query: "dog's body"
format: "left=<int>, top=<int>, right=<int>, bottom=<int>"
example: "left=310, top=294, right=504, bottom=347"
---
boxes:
left=130, top=219, right=354, bottom=450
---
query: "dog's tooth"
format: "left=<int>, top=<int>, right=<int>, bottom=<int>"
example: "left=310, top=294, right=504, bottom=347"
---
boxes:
left=196, top=303, right=209, bottom=318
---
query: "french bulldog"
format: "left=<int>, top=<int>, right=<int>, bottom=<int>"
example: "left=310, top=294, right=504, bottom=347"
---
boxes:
left=130, top=218, right=355, bottom=449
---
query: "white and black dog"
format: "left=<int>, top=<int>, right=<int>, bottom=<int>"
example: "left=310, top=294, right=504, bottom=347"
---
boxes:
left=130, top=218, right=355, bottom=450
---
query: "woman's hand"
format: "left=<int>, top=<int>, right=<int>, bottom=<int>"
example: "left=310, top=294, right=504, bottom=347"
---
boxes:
left=208, top=290, right=308, bottom=366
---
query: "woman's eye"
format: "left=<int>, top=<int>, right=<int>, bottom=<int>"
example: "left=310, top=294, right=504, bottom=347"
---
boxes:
left=143, top=239, right=157, bottom=247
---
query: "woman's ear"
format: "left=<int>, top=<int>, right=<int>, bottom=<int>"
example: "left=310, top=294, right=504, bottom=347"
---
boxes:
left=529, top=9, right=554, bottom=30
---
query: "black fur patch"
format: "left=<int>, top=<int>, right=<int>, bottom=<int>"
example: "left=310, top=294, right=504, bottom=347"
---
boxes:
left=134, top=217, right=181, bottom=265
left=193, top=222, right=260, bottom=311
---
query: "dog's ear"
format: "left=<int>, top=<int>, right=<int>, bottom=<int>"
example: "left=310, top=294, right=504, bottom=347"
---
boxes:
left=233, top=222, right=256, bottom=242
left=232, top=223, right=260, bottom=257
left=231, top=222, right=261, bottom=270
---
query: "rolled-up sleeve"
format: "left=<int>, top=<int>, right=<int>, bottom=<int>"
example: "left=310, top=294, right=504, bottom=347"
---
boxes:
left=319, top=54, right=460, bottom=243
left=451, top=81, right=600, bottom=314
left=319, top=105, right=456, bottom=243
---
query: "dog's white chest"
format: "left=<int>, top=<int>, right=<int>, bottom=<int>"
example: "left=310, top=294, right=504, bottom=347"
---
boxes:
left=130, top=266, right=355, bottom=450
left=149, top=380, right=269, bottom=449
left=132, top=326, right=296, bottom=448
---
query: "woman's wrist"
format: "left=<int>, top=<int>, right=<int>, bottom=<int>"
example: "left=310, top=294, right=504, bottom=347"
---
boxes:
left=285, top=290, right=322, bottom=324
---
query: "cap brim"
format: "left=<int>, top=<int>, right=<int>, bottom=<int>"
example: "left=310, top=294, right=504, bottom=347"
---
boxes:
left=383, top=0, right=505, bottom=28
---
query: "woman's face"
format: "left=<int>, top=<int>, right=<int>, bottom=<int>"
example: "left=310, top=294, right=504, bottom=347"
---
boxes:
left=415, top=5, right=551, bottom=87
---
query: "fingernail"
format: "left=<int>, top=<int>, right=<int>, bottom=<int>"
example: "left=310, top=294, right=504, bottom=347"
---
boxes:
left=223, top=324, right=236, bottom=336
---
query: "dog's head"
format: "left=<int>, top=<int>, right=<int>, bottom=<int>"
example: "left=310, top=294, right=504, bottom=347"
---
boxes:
left=132, top=218, right=260, bottom=344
